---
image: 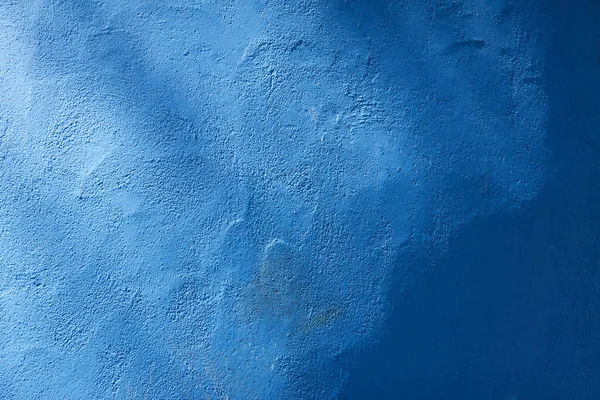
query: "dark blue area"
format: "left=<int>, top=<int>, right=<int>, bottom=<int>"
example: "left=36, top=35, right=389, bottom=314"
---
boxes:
left=341, top=2, right=600, bottom=399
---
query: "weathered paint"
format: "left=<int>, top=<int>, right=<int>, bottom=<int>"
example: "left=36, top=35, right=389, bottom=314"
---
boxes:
left=1, top=0, right=592, bottom=399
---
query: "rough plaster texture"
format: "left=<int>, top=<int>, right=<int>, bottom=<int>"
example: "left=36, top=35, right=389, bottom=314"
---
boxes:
left=0, top=0, right=594, bottom=399
left=342, top=1, right=600, bottom=398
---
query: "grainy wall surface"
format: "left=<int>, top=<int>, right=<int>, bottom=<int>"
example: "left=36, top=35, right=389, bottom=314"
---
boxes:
left=0, top=1, right=596, bottom=399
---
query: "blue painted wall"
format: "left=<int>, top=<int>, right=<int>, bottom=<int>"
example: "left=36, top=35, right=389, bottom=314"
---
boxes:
left=342, top=1, right=600, bottom=398
left=0, top=0, right=596, bottom=399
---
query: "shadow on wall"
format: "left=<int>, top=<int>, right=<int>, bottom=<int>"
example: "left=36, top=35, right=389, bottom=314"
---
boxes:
left=340, top=0, right=600, bottom=399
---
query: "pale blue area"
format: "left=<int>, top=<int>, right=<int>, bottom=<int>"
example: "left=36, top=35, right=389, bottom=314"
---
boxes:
left=0, top=1, right=596, bottom=399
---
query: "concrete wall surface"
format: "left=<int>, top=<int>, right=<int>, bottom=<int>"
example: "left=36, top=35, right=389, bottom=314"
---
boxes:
left=0, top=0, right=597, bottom=399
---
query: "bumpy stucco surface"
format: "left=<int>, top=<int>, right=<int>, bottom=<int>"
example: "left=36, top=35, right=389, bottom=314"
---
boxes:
left=0, top=1, right=561, bottom=399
